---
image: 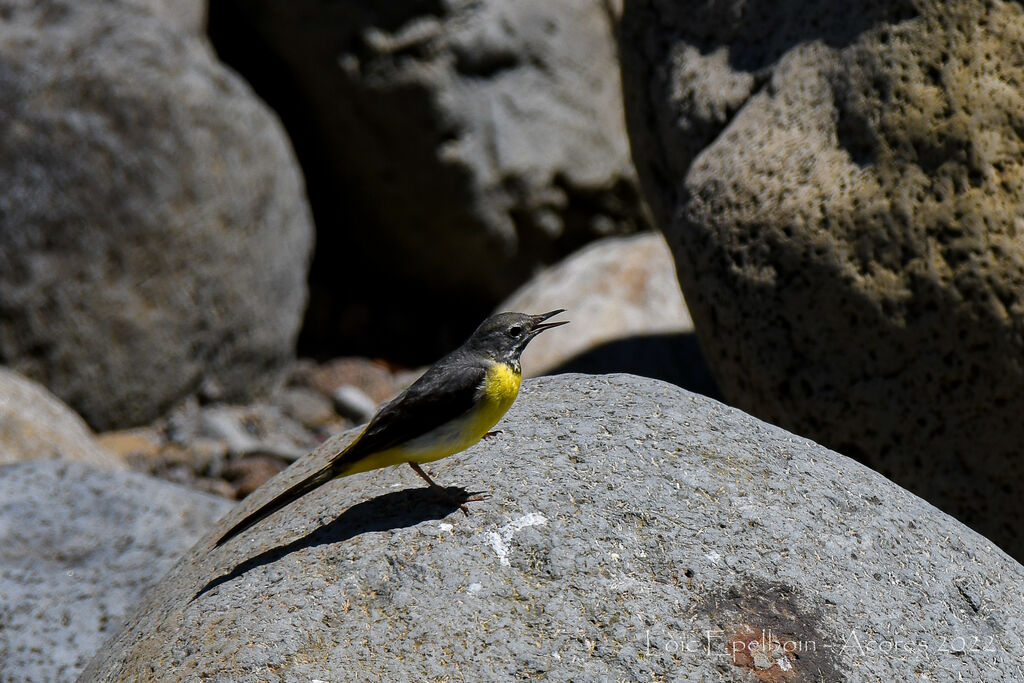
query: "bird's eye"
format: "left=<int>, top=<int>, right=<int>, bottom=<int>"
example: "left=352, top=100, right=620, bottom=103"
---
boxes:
left=508, top=325, right=523, bottom=337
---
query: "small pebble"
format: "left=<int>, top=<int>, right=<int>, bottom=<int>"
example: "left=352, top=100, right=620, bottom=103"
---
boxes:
left=332, top=385, right=378, bottom=424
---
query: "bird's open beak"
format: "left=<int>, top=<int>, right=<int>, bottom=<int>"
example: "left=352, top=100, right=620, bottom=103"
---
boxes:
left=529, top=309, right=569, bottom=335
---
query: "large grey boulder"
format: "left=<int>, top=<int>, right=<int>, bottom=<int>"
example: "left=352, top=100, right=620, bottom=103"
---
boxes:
left=0, top=460, right=233, bottom=683
left=209, top=0, right=649, bottom=359
left=620, top=0, right=1024, bottom=558
left=0, top=367, right=125, bottom=469
left=82, top=375, right=1022, bottom=681
left=0, top=0, right=313, bottom=430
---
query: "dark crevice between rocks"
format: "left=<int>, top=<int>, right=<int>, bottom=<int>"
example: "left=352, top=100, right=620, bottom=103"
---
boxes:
left=208, top=1, right=493, bottom=364
left=834, top=84, right=878, bottom=168
left=452, top=45, right=520, bottom=78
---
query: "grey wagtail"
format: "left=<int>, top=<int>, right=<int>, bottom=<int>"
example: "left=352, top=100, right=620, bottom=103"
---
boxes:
left=215, top=309, right=568, bottom=545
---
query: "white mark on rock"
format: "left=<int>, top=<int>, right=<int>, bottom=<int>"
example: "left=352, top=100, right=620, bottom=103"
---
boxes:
left=468, top=582, right=483, bottom=593
left=776, top=657, right=792, bottom=671
left=603, top=576, right=644, bottom=593
left=486, top=513, right=548, bottom=566
left=439, top=523, right=453, bottom=533
left=706, top=551, right=722, bottom=564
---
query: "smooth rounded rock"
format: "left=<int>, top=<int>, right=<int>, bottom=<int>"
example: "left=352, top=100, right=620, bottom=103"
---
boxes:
left=0, top=367, right=125, bottom=469
left=0, top=0, right=313, bottom=429
left=499, top=233, right=693, bottom=376
left=0, top=460, right=233, bottom=682
left=81, top=375, right=1023, bottom=681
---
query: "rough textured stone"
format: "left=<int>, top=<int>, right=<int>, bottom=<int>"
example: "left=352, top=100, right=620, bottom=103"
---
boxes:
left=499, top=233, right=694, bottom=375
left=0, top=460, right=233, bottom=683
left=209, top=0, right=650, bottom=361
left=0, top=367, right=125, bottom=469
left=82, top=375, right=1023, bottom=681
left=139, top=0, right=207, bottom=35
left=0, top=0, right=314, bottom=430
left=620, top=0, right=1024, bottom=558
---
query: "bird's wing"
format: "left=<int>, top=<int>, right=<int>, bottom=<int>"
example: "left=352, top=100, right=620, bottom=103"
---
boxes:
left=332, top=359, right=487, bottom=466
left=215, top=358, right=486, bottom=546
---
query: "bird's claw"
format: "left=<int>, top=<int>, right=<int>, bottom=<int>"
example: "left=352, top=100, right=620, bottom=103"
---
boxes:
left=447, top=489, right=489, bottom=515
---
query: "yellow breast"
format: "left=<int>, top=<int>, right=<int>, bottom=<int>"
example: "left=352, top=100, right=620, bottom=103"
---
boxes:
left=419, top=361, right=521, bottom=457
left=478, top=361, right=522, bottom=426
left=349, top=361, right=523, bottom=472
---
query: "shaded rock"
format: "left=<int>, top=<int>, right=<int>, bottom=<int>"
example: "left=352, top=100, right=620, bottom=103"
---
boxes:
left=209, top=0, right=650, bottom=361
left=220, top=454, right=292, bottom=499
left=81, top=375, right=1023, bottom=681
left=498, top=233, right=695, bottom=376
left=104, top=359, right=394, bottom=501
left=131, top=400, right=316, bottom=498
left=550, top=332, right=720, bottom=400
left=198, top=407, right=265, bottom=456
left=0, top=367, right=124, bottom=469
left=0, top=0, right=313, bottom=430
left=620, top=0, right=1024, bottom=558
left=331, top=385, right=378, bottom=424
left=272, top=385, right=337, bottom=429
left=135, top=440, right=238, bottom=500
left=197, top=405, right=313, bottom=461
left=301, top=357, right=415, bottom=405
left=0, top=460, right=233, bottom=683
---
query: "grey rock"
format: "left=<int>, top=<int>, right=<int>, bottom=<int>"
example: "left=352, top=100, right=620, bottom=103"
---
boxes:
left=209, top=0, right=650, bottom=358
left=134, top=0, right=207, bottom=35
left=0, top=0, right=313, bottom=430
left=0, top=460, right=233, bottom=683
left=81, top=375, right=1023, bottom=681
left=198, top=405, right=311, bottom=462
left=331, top=384, right=378, bottom=424
left=198, top=407, right=264, bottom=457
left=498, top=233, right=694, bottom=376
left=301, top=356, right=409, bottom=405
left=273, top=385, right=337, bottom=429
left=620, top=0, right=1024, bottom=559
left=0, top=367, right=125, bottom=469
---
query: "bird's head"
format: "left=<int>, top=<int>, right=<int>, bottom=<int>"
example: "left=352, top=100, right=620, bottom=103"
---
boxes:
left=465, top=309, right=568, bottom=369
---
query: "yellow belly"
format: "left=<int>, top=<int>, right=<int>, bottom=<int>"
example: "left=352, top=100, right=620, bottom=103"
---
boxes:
left=340, top=362, right=522, bottom=474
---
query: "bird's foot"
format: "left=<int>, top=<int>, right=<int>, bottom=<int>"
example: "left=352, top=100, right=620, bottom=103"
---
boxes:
left=408, top=462, right=488, bottom=515
left=426, top=487, right=489, bottom=516
left=452, top=490, right=490, bottom=515
left=482, top=430, right=503, bottom=440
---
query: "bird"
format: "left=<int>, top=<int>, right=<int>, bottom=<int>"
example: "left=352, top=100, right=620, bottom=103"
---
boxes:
left=215, top=309, right=568, bottom=546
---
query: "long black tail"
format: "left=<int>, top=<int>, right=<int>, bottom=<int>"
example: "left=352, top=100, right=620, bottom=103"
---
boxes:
left=215, top=463, right=340, bottom=546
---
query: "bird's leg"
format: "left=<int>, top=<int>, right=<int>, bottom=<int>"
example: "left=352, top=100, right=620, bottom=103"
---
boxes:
left=407, top=462, right=486, bottom=515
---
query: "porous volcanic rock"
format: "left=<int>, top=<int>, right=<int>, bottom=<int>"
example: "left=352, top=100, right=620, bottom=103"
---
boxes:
left=620, top=0, right=1024, bottom=558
